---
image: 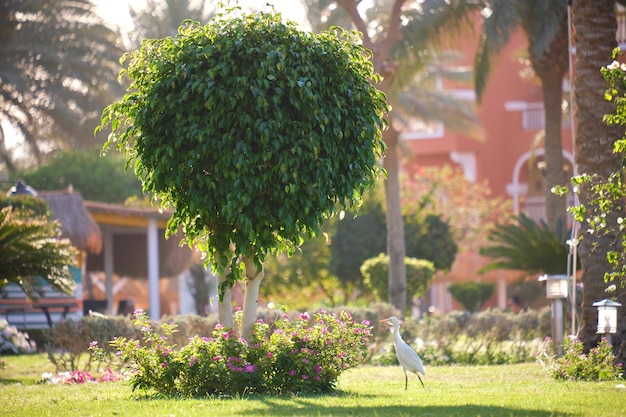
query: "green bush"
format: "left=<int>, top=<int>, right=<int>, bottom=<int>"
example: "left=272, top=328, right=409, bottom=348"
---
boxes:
left=447, top=281, right=496, bottom=312
left=373, top=308, right=552, bottom=366
left=544, top=337, right=624, bottom=381
left=361, top=254, right=435, bottom=315
left=47, top=316, right=137, bottom=372
left=90, top=309, right=372, bottom=395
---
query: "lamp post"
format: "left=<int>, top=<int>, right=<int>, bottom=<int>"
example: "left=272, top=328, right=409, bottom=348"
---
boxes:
left=592, top=299, right=621, bottom=345
left=539, top=274, right=569, bottom=356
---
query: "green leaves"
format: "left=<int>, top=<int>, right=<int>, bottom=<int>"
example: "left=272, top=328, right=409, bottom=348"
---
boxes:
left=99, top=9, right=388, bottom=288
left=479, top=213, right=576, bottom=276
left=0, top=207, right=77, bottom=298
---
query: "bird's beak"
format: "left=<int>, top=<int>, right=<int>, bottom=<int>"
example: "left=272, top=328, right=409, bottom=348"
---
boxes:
left=380, top=319, right=389, bottom=324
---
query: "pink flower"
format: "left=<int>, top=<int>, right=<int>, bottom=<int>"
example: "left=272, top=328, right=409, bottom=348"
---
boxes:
left=288, top=370, right=297, bottom=376
left=245, top=364, right=255, bottom=373
left=300, top=312, right=310, bottom=321
left=302, top=374, right=309, bottom=380
left=223, top=332, right=230, bottom=340
left=302, top=358, right=309, bottom=364
left=215, top=323, right=224, bottom=330
left=267, top=352, right=274, bottom=359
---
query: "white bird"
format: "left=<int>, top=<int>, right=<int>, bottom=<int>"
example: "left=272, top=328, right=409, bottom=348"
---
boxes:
left=381, top=316, right=425, bottom=390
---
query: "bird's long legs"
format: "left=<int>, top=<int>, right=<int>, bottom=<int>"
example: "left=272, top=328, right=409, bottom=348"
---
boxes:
left=404, top=371, right=425, bottom=390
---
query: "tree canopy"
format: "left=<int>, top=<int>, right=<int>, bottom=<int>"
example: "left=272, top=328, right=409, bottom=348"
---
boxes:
left=98, top=7, right=388, bottom=332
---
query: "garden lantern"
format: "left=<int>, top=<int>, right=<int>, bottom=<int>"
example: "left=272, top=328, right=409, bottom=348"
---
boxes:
left=592, top=299, right=621, bottom=343
left=539, top=274, right=569, bottom=356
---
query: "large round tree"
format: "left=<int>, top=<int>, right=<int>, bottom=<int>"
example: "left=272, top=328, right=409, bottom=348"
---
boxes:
left=98, top=8, right=387, bottom=335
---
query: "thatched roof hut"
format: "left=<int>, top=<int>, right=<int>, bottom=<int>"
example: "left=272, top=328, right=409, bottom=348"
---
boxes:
left=39, top=189, right=103, bottom=254
left=83, top=201, right=195, bottom=278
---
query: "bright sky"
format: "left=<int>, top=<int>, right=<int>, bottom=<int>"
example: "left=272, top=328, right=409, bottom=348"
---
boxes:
left=95, top=0, right=309, bottom=33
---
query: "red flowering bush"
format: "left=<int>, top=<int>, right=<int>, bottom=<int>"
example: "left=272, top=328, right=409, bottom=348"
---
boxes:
left=90, top=309, right=371, bottom=396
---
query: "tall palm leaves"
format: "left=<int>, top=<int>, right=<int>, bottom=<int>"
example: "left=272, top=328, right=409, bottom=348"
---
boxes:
left=302, top=0, right=480, bottom=315
left=0, top=0, right=124, bottom=172
left=0, top=206, right=76, bottom=299
left=422, top=0, right=570, bottom=231
left=480, top=214, right=575, bottom=276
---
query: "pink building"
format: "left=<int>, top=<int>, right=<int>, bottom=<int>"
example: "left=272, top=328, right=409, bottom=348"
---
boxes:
left=400, top=19, right=582, bottom=313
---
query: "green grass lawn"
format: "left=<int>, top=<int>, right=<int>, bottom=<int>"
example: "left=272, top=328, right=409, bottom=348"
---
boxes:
left=1, top=354, right=624, bottom=416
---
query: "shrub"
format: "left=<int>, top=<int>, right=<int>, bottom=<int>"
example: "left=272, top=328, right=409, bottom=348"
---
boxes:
left=0, top=319, right=35, bottom=354
left=361, top=254, right=435, bottom=315
left=447, top=281, right=496, bottom=312
left=91, top=309, right=372, bottom=396
left=47, top=316, right=137, bottom=372
left=373, top=308, right=552, bottom=366
left=542, top=337, right=624, bottom=381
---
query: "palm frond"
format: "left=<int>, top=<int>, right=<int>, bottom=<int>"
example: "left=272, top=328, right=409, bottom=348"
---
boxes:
left=479, top=213, right=577, bottom=276
left=0, top=207, right=76, bottom=298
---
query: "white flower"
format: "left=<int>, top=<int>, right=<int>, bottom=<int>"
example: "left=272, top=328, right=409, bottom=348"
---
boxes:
left=606, top=285, right=617, bottom=293
left=616, top=384, right=625, bottom=390
left=607, top=60, right=620, bottom=70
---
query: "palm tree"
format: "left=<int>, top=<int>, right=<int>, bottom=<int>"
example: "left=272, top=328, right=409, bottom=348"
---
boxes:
left=0, top=205, right=76, bottom=299
left=302, top=0, right=480, bottom=315
left=571, top=0, right=625, bottom=351
left=479, top=213, right=577, bottom=277
left=0, top=0, right=124, bottom=172
left=420, top=0, right=570, bottom=231
left=128, top=0, right=215, bottom=49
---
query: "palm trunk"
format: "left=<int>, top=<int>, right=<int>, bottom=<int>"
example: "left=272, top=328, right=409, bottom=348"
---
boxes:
left=241, top=256, right=264, bottom=338
left=541, top=72, right=568, bottom=231
left=529, top=13, right=570, bottom=232
left=572, top=0, right=623, bottom=350
left=383, top=127, right=407, bottom=316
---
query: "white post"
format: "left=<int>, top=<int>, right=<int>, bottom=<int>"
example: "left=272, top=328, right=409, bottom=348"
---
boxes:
left=553, top=299, right=564, bottom=356
left=147, top=218, right=160, bottom=320
left=104, top=229, right=114, bottom=315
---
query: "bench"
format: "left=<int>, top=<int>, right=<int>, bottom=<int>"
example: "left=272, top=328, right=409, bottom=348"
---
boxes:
left=0, top=283, right=81, bottom=329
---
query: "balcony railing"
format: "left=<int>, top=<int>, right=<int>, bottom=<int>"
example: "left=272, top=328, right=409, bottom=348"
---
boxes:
left=522, top=196, right=575, bottom=227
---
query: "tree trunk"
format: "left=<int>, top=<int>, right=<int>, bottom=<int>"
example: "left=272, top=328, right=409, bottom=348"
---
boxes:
left=530, top=14, right=570, bottom=231
left=540, top=72, right=568, bottom=231
left=241, top=256, right=264, bottom=338
left=217, top=272, right=233, bottom=329
left=572, top=0, right=623, bottom=350
left=383, top=127, right=407, bottom=316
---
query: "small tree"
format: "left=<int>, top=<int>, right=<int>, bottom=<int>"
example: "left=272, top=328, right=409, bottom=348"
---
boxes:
left=361, top=254, right=435, bottom=316
left=447, top=282, right=496, bottom=313
left=97, top=8, right=387, bottom=335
